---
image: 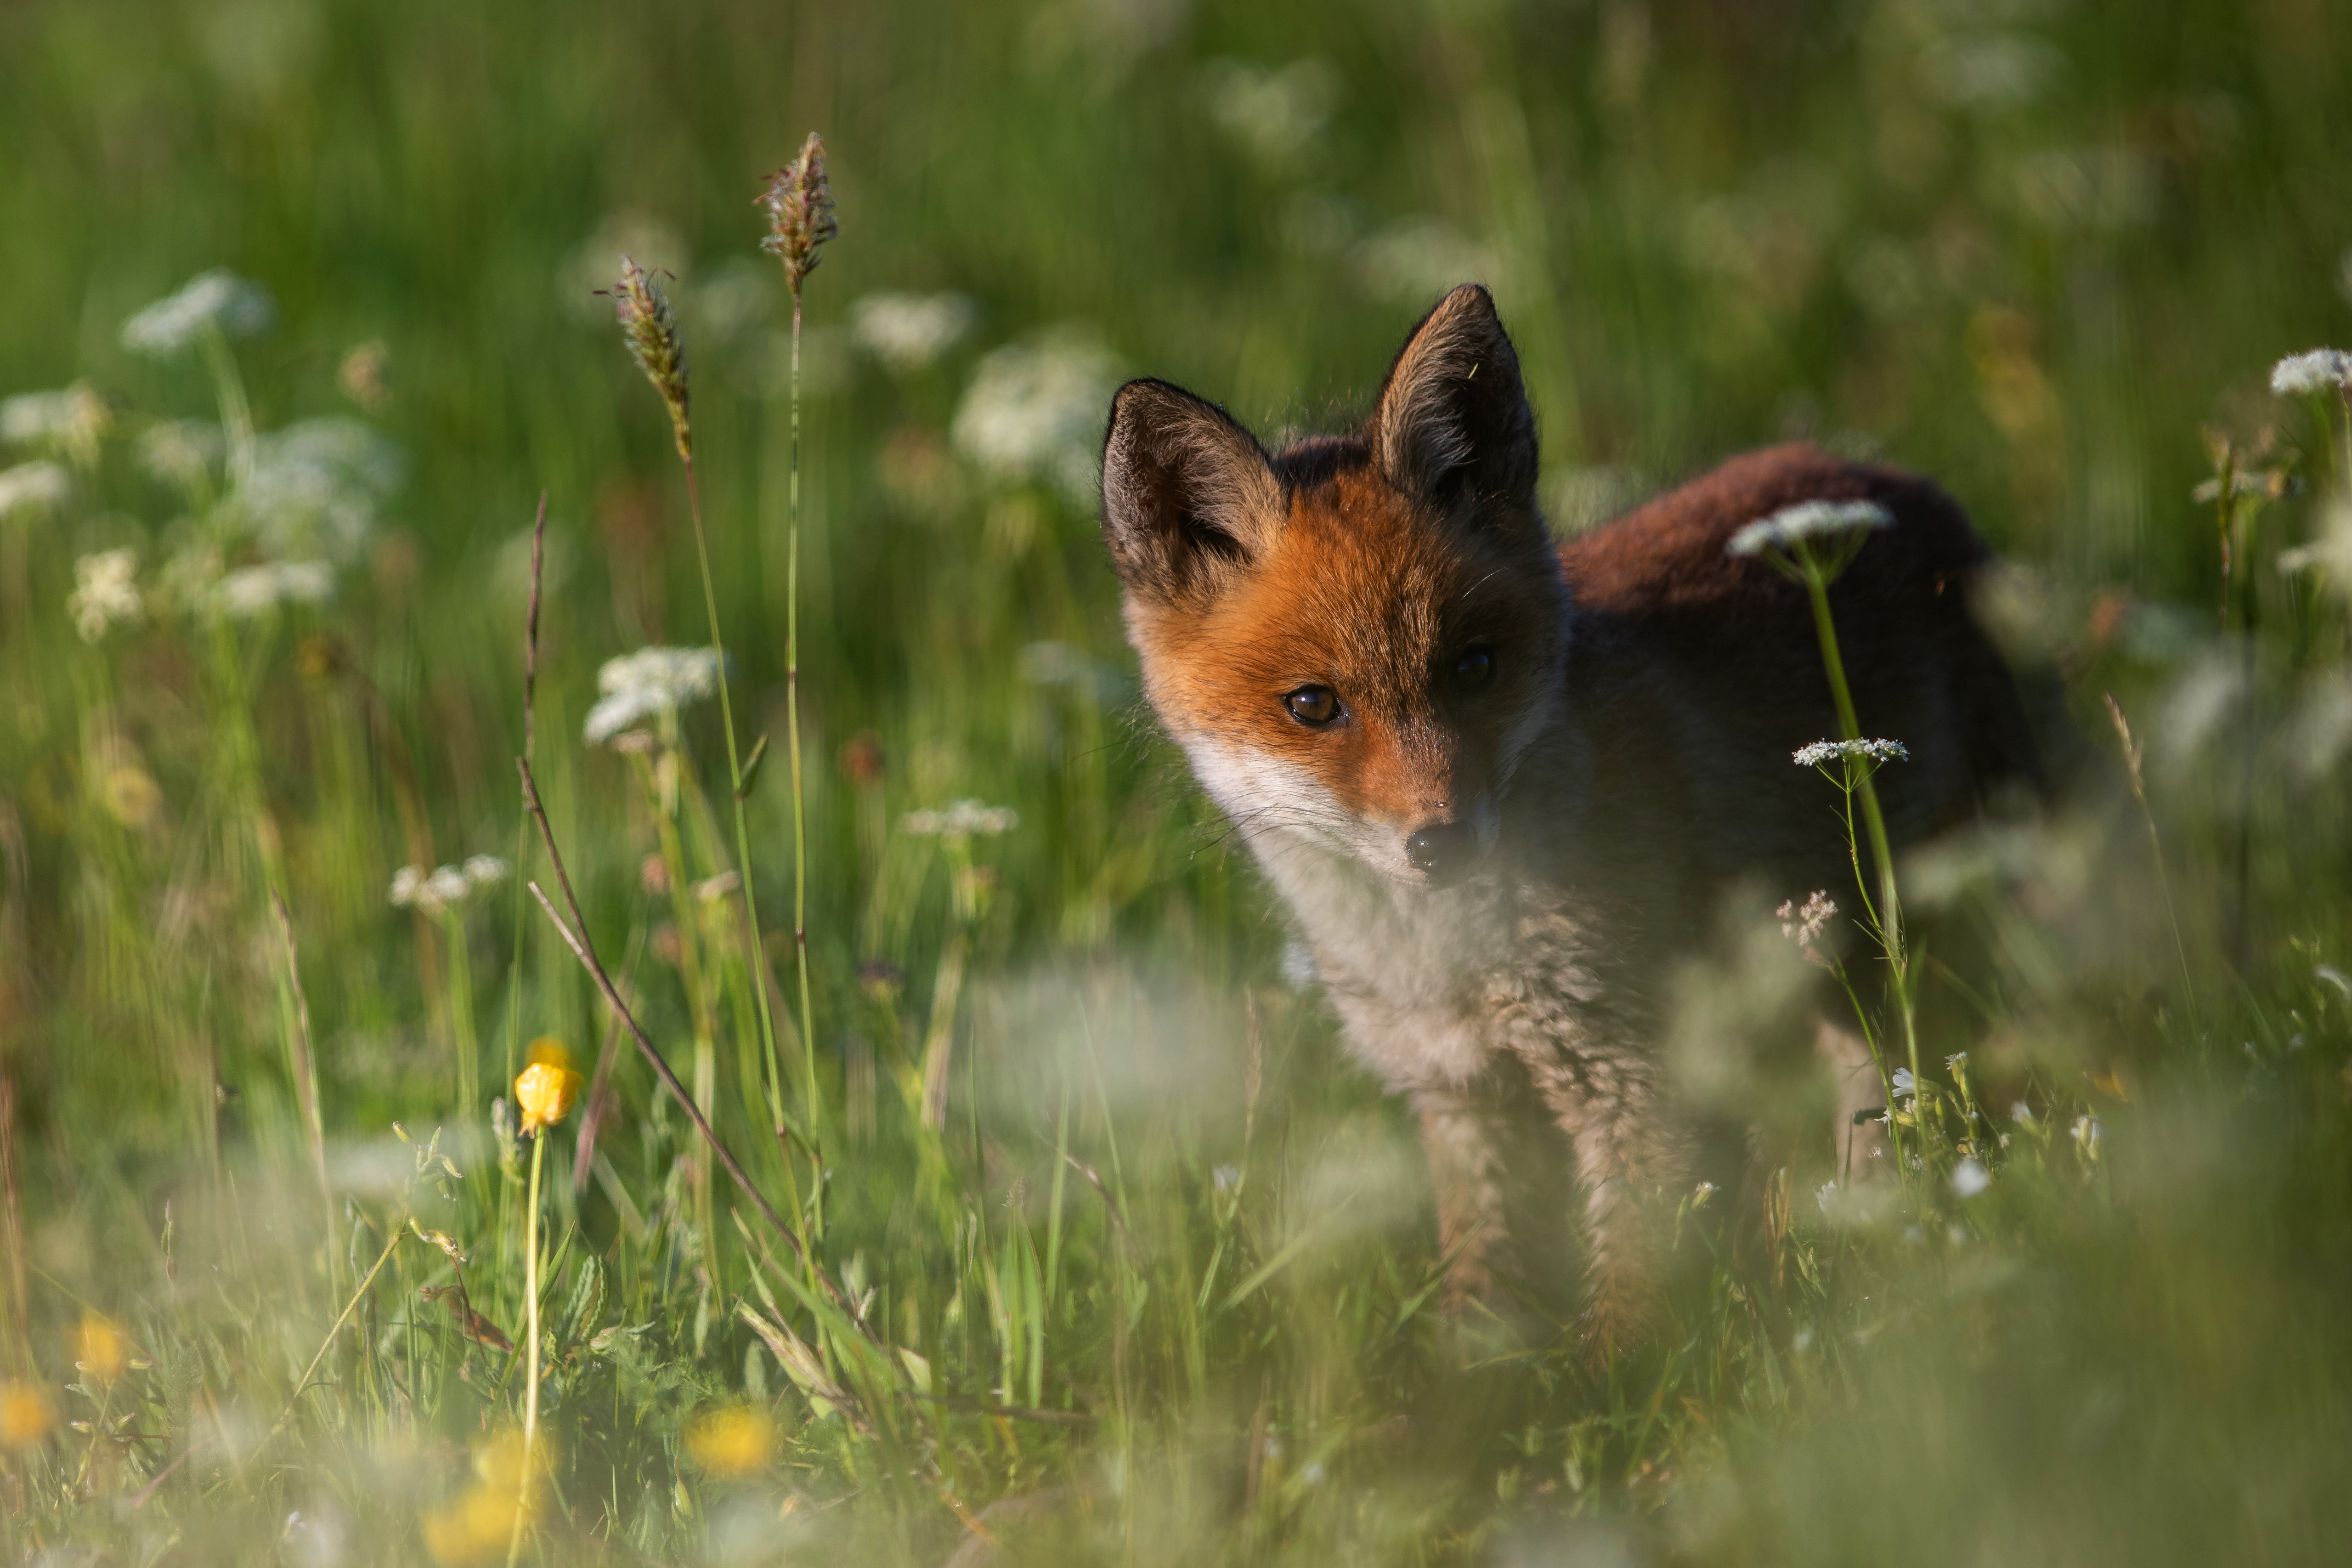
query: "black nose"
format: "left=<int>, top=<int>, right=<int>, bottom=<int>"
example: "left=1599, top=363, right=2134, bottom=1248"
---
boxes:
left=1404, top=821, right=1476, bottom=881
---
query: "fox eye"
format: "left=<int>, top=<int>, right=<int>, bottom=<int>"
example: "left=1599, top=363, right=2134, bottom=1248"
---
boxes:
left=1284, top=686, right=1341, bottom=727
left=1453, top=645, right=1496, bottom=693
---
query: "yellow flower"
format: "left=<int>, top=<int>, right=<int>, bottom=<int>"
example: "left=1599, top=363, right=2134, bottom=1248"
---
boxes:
left=74, top=1313, right=127, bottom=1384
left=423, top=1428, right=554, bottom=1565
left=514, top=1039, right=581, bottom=1137
left=0, top=1381, right=55, bottom=1449
left=686, top=1404, right=778, bottom=1477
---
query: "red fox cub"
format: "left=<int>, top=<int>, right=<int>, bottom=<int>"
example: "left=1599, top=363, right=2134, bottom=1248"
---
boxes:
left=1099, top=284, right=2039, bottom=1353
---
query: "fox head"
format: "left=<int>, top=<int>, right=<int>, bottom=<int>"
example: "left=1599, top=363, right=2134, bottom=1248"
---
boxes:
left=1100, top=285, right=1568, bottom=889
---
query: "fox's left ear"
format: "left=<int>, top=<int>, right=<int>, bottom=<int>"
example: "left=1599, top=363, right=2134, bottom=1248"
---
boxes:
left=1370, top=284, right=1539, bottom=525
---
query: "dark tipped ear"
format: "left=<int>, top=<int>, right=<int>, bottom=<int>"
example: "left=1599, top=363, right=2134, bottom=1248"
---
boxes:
left=1100, top=379, right=1283, bottom=603
left=1369, top=284, right=1538, bottom=520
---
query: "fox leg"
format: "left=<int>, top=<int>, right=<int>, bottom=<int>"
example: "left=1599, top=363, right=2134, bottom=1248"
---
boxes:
left=1411, top=1083, right=1519, bottom=1313
left=1518, top=1051, right=1695, bottom=1361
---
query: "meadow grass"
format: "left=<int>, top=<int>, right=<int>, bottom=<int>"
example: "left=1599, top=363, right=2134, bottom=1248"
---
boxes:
left=4, top=1, right=2352, bottom=1563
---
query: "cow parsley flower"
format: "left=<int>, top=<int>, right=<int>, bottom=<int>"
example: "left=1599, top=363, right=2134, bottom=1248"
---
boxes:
left=1793, top=737, right=1910, bottom=769
left=225, top=417, right=406, bottom=566
left=1727, top=498, right=1893, bottom=558
left=137, top=420, right=226, bottom=490
left=850, top=292, right=976, bottom=371
left=0, top=460, right=72, bottom=521
left=2269, top=348, right=2352, bottom=399
left=2, top=383, right=110, bottom=466
left=390, top=855, right=511, bottom=916
left=68, top=549, right=142, bottom=642
left=215, top=560, right=334, bottom=618
left=951, top=333, right=1118, bottom=504
left=121, top=270, right=277, bottom=357
left=1776, top=889, right=1837, bottom=949
left=583, top=646, right=725, bottom=745
left=900, top=799, right=1020, bottom=838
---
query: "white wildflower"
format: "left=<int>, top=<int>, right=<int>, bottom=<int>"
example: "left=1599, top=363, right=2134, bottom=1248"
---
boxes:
left=1195, top=57, right=1339, bottom=170
left=1727, top=498, right=1894, bottom=558
left=68, top=549, right=142, bottom=642
left=215, top=560, right=334, bottom=618
left=391, top=860, right=499, bottom=916
left=2268, top=349, right=2352, bottom=399
left=1211, top=1164, right=1241, bottom=1194
left=137, top=420, right=226, bottom=490
left=1352, top=215, right=1496, bottom=301
left=0, top=460, right=72, bottom=521
left=121, top=270, right=277, bottom=357
left=1815, top=1181, right=1837, bottom=1215
left=1793, top=737, right=1911, bottom=768
left=1691, top=1180, right=1719, bottom=1207
left=2071, top=1113, right=2102, bottom=1158
left=2011, top=1100, right=2035, bottom=1124
left=2, top=383, right=110, bottom=466
left=1944, top=1051, right=1969, bottom=1072
left=1775, top=889, right=1837, bottom=949
left=691, top=870, right=741, bottom=903
left=582, top=645, right=724, bottom=745
left=849, top=292, right=976, bottom=372
left=1890, top=1067, right=1916, bottom=1098
left=950, top=333, right=1118, bottom=504
left=226, top=417, right=406, bottom=565
left=460, top=855, right=511, bottom=890
left=900, top=799, right=1020, bottom=838
left=1950, top=1157, right=1991, bottom=1199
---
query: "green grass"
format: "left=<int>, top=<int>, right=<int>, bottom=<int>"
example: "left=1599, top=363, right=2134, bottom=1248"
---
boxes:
left=4, top=0, right=2352, bottom=1562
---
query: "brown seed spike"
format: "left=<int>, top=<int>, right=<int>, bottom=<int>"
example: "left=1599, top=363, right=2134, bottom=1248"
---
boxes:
left=610, top=256, right=692, bottom=460
left=758, top=132, right=839, bottom=296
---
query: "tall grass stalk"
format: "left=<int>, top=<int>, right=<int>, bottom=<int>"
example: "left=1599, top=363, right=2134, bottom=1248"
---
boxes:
left=761, top=133, right=839, bottom=1246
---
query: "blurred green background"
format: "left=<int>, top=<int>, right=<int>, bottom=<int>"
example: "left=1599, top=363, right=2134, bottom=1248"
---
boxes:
left=5, top=0, right=2352, bottom=1562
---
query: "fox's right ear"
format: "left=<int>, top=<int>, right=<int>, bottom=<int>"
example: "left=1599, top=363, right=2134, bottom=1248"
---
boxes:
left=1101, top=379, right=1282, bottom=603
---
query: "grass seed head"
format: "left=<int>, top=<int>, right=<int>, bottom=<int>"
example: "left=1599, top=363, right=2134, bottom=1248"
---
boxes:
left=610, top=255, right=692, bottom=460
left=759, top=131, right=839, bottom=295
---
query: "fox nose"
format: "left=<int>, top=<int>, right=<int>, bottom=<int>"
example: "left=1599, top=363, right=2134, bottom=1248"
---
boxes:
left=1404, top=821, right=1476, bottom=882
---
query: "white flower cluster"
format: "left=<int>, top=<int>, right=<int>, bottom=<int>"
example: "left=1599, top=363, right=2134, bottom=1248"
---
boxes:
left=2269, top=348, right=2352, bottom=399
left=1793, top=737, right=1911, bottom=768
left=389, top=855, right=511, bottom=915
left=1196, top=57, right=1338, bottom=170
left=951, top=333, right=1118, bottom=504
left=68, top=549, right=142, bottom=643
left=1950, top=1157, right=1991, bottom=1199
left=900, top=799, right=1019, bottom=838
left=2, top=382, right=110, bottom=465
left=120, top=270, right=277, bottom=357
left=0, top=460, right=71, bottom=521
left=1727, top=498, right=1894, bottom=558
left=215, top=560, right=335, bottom=618
left=850, top=292, right=976, bottom=372
left=1775, top=889, right=1837, bottom=949
left=583, top=646, right=725, bottom=745
left=137, top=420, right=226, bottom=490
left=224, top=417, right=407, bottom=566
left=1353, top=215, right=1496, bottom=302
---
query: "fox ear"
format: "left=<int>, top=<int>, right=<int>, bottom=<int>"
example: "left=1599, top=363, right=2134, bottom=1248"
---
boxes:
left=1101, top=379, right=1283, bottom=602
left=1370, top=284, right=1539, bottom=521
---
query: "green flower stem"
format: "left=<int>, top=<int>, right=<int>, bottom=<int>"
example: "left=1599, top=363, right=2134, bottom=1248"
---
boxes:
left=786, top=286, right=823, bottom=1245
left=1799, top=555, right=1925, bottom=1163
left=509, top=1129, right=546, bottom=1568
